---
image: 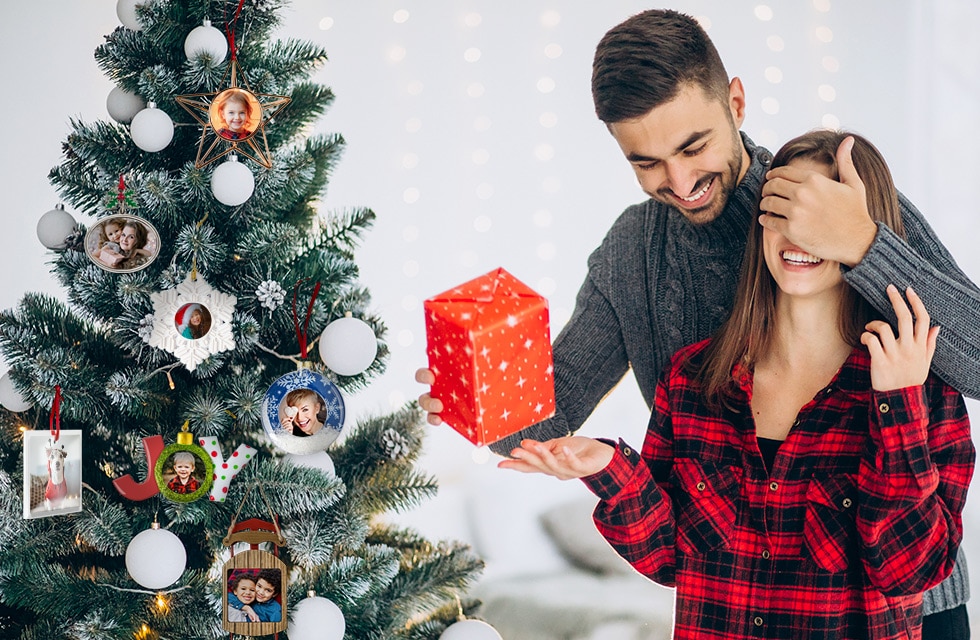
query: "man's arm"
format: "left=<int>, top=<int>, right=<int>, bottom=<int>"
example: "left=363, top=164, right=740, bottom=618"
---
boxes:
left=760, top=136, right=980, bottom=399
left=845, top=202, right=980, bottom=399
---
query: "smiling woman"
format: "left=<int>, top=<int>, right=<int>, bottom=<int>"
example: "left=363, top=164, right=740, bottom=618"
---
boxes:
left=501, top=129, right=975, bottom=640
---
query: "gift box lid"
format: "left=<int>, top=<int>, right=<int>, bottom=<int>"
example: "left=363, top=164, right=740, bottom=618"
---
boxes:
left=424, top=267, right=546, bottom=331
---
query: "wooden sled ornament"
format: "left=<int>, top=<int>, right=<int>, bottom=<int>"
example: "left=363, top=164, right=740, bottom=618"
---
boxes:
left=222, top=487, right=288, bottom=636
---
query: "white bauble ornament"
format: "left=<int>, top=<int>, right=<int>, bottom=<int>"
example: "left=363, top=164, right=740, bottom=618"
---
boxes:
left=211, top=155, right=255, bottom=206
left=284, top=451, right=335, bottom=476
left=106, top=86, right=146, bottom=124
left=125, top=522, right=187, bottom=589
left=116, top=0, right=146, bottom=31
left=36, top=204, right=77, bottom=250
left=440, top=619, right=503, bottom=640
left=130, top=102, right=174, bottom=153
left=288, top=595, right=345, bottom=640
left=318, top=315, right=378, bottom=376
left=0, top=372, right=32, bottom=412
left=184, top=18, right=227, bottom=62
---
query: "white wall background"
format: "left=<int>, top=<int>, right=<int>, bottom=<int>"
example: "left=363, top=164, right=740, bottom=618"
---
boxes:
left=2, top=0, right=978, bottom=628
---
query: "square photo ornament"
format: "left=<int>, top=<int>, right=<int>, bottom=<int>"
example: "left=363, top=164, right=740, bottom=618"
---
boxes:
left=22, top=430, right=83, bottom=519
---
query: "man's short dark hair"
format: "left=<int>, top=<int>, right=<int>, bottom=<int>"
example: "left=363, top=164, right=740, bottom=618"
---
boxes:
left=592, top=9, right=731, bottom=123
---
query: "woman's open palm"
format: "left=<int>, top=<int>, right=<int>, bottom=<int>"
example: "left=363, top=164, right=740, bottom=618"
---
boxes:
left=497, top=436, right=615, bottom=480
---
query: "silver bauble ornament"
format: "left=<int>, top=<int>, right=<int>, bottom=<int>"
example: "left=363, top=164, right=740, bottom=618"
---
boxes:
left=125, top=521, right=187, bottom=589
left=106, top=86, right=146, bottom=124
left=130, top=102, right=174, bottom=153
left=36, top=204, right=78, bottom=250
left=211, top=154, right=255, bottom=206
left=184, top=18, right=228, bottom=62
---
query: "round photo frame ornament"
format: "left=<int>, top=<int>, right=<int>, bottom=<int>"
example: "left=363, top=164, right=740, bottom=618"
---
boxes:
left=84, top=213, right=161, bottom=273
left=155, top=423, right=214, bottom=503
left=260, top=367, right=345, bottom=456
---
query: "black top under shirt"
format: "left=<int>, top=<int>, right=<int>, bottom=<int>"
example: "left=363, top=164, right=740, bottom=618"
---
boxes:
left=757, top=437, right=782, bottom=474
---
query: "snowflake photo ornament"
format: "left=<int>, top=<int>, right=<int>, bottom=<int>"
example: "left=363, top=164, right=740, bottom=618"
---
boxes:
left=145, top=274, right=237, bottom=371
left=260, top=365, right=345, bottom=455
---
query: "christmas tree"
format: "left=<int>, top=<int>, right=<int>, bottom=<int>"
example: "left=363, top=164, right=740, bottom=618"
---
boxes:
left=0, top=1, right=486, bottom=638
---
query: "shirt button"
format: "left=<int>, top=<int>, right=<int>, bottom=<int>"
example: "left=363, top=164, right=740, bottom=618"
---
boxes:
left=879, top=403, right=890, bottom=414
left=792, top=418, right=801, bottom=427
left=754, top=616, right=764, bottom=627
left=824, top=387, right=834, bottom=395
left=762, top=550, right=771, bottom=560
left=769, top=482, right=778, bottom=491
left=696, top=481, right=706, bottom=492
left=623, top=447, right=632, bottom=457
left=842, top=498, right=853, bottom=508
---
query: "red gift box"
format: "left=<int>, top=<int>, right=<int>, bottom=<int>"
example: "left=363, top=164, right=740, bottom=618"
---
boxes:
left=424, top=267, right=556, bottom=447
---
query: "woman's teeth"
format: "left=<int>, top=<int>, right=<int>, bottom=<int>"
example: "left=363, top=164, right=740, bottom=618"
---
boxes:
left=781, top=250, right=822, bottom=265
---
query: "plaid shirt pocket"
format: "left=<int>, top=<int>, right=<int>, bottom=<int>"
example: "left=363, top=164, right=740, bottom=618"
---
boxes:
left=803, top=474, right=858, bottom=573
left=672, top=459, right=742, bottom=556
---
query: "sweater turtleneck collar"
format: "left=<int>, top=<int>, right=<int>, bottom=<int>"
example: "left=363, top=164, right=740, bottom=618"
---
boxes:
left=665, top=132, right=772, bottom=251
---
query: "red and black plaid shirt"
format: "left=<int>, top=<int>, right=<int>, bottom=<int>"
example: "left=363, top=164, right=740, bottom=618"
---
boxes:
left=584, top=340, right=974, bottom=640
left=167, top=476, right=200, bottom=495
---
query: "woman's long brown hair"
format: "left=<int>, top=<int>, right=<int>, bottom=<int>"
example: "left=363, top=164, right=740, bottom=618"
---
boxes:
left=693, top=129, right=906, bottom=411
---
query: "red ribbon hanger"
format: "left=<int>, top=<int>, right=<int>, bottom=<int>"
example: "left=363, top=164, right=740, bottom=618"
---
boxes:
left=49, top=385, right=62, bottom=442
left=292, top=280, right=321, bottom=359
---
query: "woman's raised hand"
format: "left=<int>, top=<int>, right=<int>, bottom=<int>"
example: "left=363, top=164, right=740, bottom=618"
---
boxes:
left=860, top=285, right=940, bottom=391
left=497, top=436, right=615, bottom=480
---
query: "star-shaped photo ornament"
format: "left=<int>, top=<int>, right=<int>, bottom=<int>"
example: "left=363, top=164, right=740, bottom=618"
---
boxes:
left=176, top=59, right=290, bottom=169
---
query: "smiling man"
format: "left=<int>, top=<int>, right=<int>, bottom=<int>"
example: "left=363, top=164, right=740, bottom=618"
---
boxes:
left=418, top=9, right=980, bottom=636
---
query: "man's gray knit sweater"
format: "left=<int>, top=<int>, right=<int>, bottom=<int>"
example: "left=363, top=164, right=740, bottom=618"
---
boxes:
left=492, top=134, right=977, bottom=615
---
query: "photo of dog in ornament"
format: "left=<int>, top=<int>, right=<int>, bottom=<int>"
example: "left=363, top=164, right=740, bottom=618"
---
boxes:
left=174, top=302, right=212, bottom=340
left=209, top=88, right=262, bottom=142
left=84, top=214, right=160, bottom=273
left=22, top=430, right=83, bottom=519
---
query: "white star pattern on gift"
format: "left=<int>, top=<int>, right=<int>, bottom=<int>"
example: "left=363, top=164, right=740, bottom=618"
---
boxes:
left=146, top=276, right=237, bottom=371
left=424, top=267, right=555, bottom=446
